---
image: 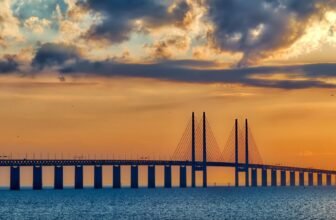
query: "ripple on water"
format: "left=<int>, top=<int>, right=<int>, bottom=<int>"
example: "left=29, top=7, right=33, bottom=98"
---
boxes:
left=0, top=187, right=336, bottom=219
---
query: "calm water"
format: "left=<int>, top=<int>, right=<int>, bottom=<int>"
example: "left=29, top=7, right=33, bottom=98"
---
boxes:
left=1, top=187, right=336, bottom=219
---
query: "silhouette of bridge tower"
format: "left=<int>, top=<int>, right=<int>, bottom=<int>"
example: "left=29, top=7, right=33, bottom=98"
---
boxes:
left=172, top=112, right=262, bottom=187
left=222, top=117, right=263, bottom=186
left=190, top=112, right=207, bottom=187
left=172, top=112, right=212, bottom=187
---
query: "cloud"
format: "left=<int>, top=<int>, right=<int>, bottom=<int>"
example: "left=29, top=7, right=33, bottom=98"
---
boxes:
left=0, top=0, right=24, bottom=48
left=145, top=35, right=190, bottom=59
left=25, top=42, right=336, bottom=89
left=300, top=63, right=336, bottom=77
left=23, top=16, right=51, bottom=34
left=2, top=0, right=336, bottom=69
left=80, top=0, right=191, bottom=43
left=0, top=55, right=19, bottom=73
left=32, top=43, right=80, bottom=70
left=10, top=0, right=69, bottom=41
left=59, top=60, right=336, bottom=89
left=11, top=0, right=68, bottom=21
left=206, top=0, right=336, bottom=66
left=2, top=41, right=332, bottom=89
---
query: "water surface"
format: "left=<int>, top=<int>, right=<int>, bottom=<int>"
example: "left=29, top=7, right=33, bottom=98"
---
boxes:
left=1, top=187, right=335, bottom=219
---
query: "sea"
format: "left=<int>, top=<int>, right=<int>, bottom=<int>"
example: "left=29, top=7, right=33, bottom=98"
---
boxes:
left=0, top=187, right=335, bottom=219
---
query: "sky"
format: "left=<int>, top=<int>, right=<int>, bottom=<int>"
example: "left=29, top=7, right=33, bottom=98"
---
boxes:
left=1, top=0, right=336, bottom=186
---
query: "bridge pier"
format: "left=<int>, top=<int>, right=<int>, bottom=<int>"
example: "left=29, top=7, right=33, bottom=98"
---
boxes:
left=75, top=165, right=83, bottom=189
left=251, top=168, right=257, bottom=187
left=290, top=171, right=295, bottom=186
left=245, top=119, right=249, bottom=187
left=202, top=112, right=207, bottom=188
left=164, top=165, right=172, bottom=188
left=148, top=165, right=155, bottom=188
left=262, top=169, right=267, bottom=187
left=191, top=112, right=196, bottom=188
left=271, top=169, right=277, bottom=186
left=327, top=174, right=332, bottom=186
left=299, top=172, right=304, bottom=186
left=54, top=166, right=63, bottom=189
left=317, top=173, right=322, bottom=186
left=113, top=165, right=121, bottom=188
left=234, top=119, right=239, bottom=187
left=280, top=170, right=286, bottom=186
left=33, top=166, right=42, bottom=190
left=10, top=166, right=20, bottom=190
left=94, top=165, right=103, bottom=189
left=180, top=165, right=187, bottom=188
left=308, top=172, right=313, bottom=186
left=131, top=165, right=138, bottom=188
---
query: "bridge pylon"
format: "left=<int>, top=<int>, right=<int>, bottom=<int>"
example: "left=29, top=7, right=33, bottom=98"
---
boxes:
left=235, top=119, right=239, bottom=187
left=234, top=118, right=250, bottom=187
left=245, top=119, right=249, bottom=187
left=202, top=112, right=207, bottom=188
left=190, top=112, right=207, bottom=187
left=191, top=112, right=196, bottom=187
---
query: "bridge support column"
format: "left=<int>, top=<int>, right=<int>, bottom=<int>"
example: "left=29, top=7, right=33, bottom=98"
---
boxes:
left=131, top=165, right=138, bottom=188
left=317, top=173, right=322, bottom=186
left=280, top=170, right=286, bottom=186
left=164, top=165, right=172, bottom=188
left=10, top=166, right=20, bottom=190
left=94, top=165, right=103, bottom=189
left=113, top=165, right=121, bottom=188
left=251, top=168, right=257, bottom=187
left=148, top=165, right=155, bottom=188
left=180, top=165, right=187, bottom=188
left=33, top=166, right=42, bottom=190
left=299, top=172, right=304, bottom=186
left=191, top=112, right=196, bottom=188
left=327, top=174, right=332, bottom=186
left=271, top=169, right=277, bottom=187
left=75, top=165, right=83, bottom=189
left=202, top=112, right=207, bottom=188
left=235, top=119, right=239, bottom=187
left=245, top=119, right=249, bottom=187
left=262, top=169, right=267, bottom=187
left=308, top=172, right=313, bottom=186
left=290, top=171, right=295, bottom=186
left=235, top=167, right=239, bottom=187
left=54, top=166, right=63, bottom=189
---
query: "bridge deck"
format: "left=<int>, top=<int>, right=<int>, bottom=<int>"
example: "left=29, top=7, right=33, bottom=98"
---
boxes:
left=0, top=159, right=335, bottom=175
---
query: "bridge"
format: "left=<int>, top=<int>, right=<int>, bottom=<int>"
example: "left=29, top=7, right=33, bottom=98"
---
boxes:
left=1, top=112, right=335, bottom=190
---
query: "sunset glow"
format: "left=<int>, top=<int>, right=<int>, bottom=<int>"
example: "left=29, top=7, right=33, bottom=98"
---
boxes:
left=1, top=0, right=336, bottom=187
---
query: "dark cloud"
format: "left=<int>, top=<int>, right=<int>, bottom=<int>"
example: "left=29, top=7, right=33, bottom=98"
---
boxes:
left=59, top=58, right=336, bottom=89
left=32, top=43, right=80, bottom=70
left=300, top=63, right=336, bottom=77
left=80, top=0, right=190, bottom=43
left=0, top=55, right=19, bottom=73
left=28, top=43, right=336, bottom=89
left=206, top=0, right=335, bottom=66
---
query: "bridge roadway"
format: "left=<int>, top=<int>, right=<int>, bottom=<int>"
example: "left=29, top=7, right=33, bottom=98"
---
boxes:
left=1, top=159, right=335, bottom=175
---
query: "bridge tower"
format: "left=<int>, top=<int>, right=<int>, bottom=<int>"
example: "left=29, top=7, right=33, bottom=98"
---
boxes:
left=189, top=112, right=208, bottom=187
left=235, top=119, right=239, bottom=186
left=234, top=119, right=250, bottom=187
left=245, top=119, right=249, bottom=187
left=202, top=112, right=207, bottom=187
left=191, top=112, right=196, bottom=188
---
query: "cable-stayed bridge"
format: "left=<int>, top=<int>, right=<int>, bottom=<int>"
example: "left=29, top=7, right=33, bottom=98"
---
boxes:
left=1, top=112, right=335, bottom=190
